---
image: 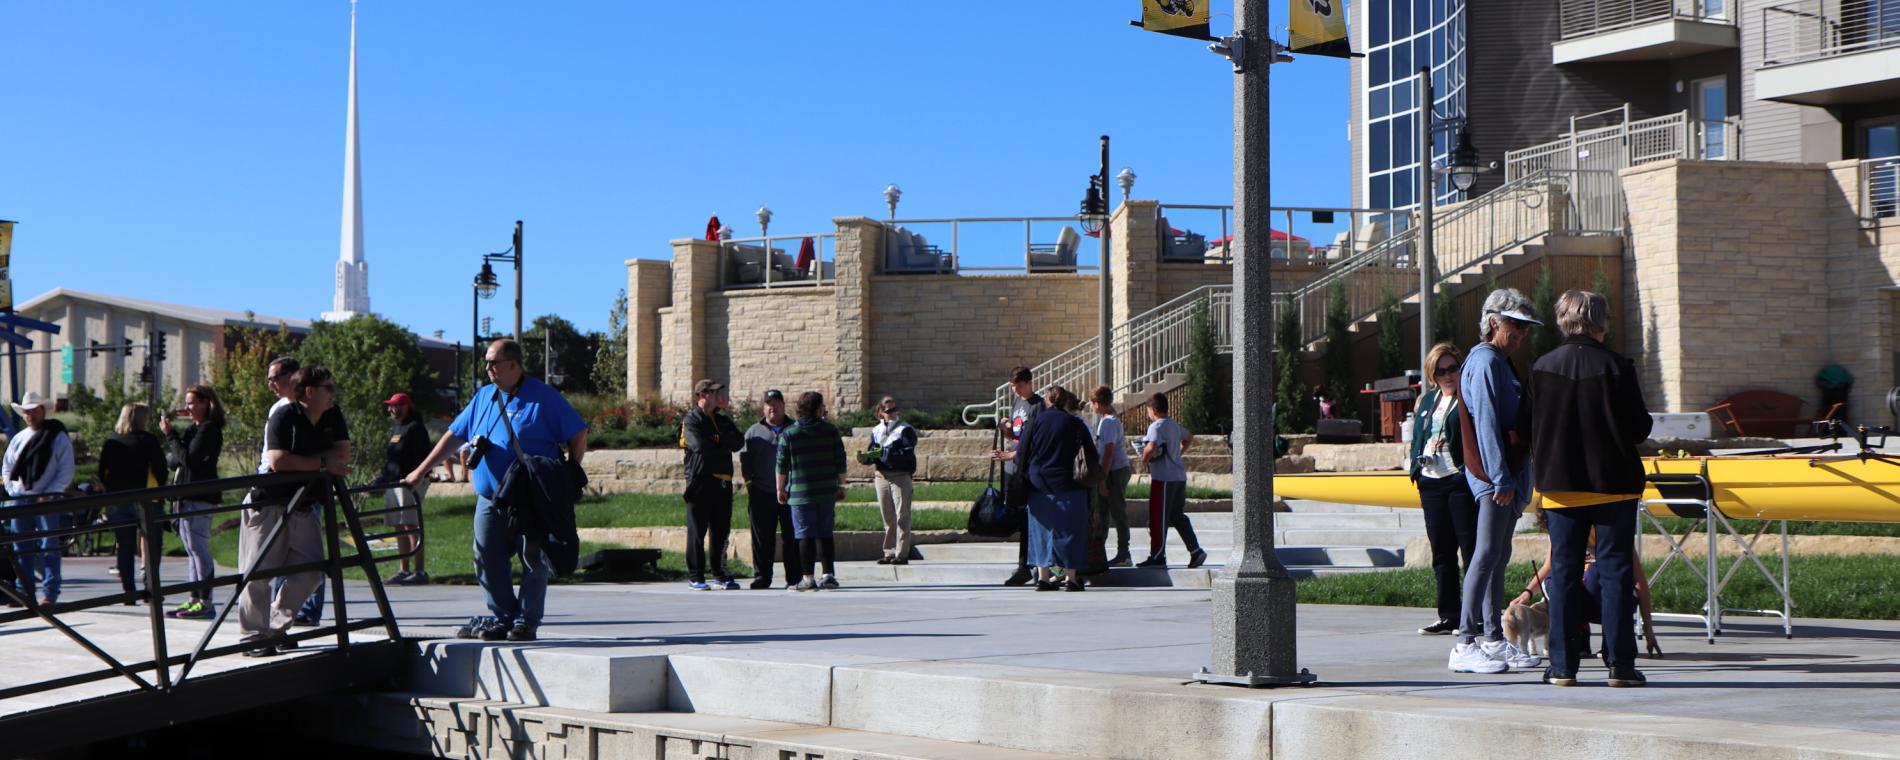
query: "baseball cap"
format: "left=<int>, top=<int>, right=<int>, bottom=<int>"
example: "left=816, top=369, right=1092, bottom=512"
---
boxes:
left=1489, top=304, right=1544, bottom=326
left=694, top=379, right=726, bottom=395
left=383, top=392, right=413, bottom=406
left=763, top=388, right=784, bottom=401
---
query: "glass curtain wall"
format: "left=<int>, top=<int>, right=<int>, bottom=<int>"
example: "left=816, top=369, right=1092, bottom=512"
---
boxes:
left=1362, top=0, right=1464, bottom=214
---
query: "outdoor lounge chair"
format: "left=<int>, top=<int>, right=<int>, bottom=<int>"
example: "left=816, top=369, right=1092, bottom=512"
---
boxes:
left=1028, top=226, right=1080, bottom=272
left=884, top=227, right=948, bottom=273
left=727, top=244, right=769, bottom=285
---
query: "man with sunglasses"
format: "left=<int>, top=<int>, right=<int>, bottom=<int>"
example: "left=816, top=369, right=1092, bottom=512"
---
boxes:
left=402, top=338, right=587, bottom=642
left=257, top=357, right=331, bottom=627
left=240, top=366, right=351, bottom=656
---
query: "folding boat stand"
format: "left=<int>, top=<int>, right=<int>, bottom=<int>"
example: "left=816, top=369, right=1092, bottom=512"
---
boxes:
left=1640, top=464, right=1794, bottom=644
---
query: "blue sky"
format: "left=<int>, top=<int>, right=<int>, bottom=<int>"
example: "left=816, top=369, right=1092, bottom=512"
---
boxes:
left=0, top=1, right=1350, bottom=337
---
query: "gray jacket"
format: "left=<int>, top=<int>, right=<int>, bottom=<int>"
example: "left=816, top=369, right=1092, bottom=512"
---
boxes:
left=740, top=420, right=790, bottom=488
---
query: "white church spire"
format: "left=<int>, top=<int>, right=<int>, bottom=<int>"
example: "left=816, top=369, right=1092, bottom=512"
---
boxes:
left=324, top=0, right=370, bottom=321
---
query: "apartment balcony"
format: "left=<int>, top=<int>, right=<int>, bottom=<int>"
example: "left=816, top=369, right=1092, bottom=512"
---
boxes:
left=1554, top=0, right=1738, bottom=64
left=1757, top=0, right=1900, bottom=105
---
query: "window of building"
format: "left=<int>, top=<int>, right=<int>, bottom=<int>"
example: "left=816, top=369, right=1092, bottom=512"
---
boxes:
left=1372, top=120, right=1391, bottom=172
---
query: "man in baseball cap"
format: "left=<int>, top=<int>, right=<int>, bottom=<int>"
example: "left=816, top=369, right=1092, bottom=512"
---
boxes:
left=740, top=389, right=801, bottom=588
left=382, top=392, right=434, bottom=585
left=681, top=379, right=742, bottom=589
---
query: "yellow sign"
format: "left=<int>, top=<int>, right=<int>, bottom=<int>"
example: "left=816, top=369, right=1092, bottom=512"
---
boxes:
left=1134, top=0, right=1211, bottom=40
left=0, top=221, right=13, bottom=311
left=1289, top=0, right=1353, bottom=58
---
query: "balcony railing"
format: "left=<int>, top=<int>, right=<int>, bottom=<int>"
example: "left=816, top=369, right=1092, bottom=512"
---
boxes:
left=1561, top=0, right=1730, bottom=39
left=882, top=217, right=1101, bottom=275
left=1861, top=155, right=1900, bottom=221
left=1153, top=205, right=1400, bottom=264
left=719, top=233, right=836, bottom=290
left=1762, top=0, right=1900, bottom=67
left=1506, top=109, right=1740, bottom=181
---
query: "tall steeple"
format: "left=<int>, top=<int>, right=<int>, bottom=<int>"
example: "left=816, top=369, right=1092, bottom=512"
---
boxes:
left=323, top=0, right=370, bottom=321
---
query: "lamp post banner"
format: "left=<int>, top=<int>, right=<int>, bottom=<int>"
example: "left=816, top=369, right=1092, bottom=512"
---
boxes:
left=1287, top=0, right=1353, bottom=58
left=0, top=220, right=13, bottom=311
left=1134, top=0, right=1212, bottom=40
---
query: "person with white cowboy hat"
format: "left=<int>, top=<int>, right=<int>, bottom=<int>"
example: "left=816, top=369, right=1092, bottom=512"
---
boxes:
left=3, top=391, right=77, bottom=607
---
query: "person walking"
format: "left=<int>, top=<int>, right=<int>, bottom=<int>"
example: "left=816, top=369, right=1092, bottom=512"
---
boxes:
left=240, top=366, right=351, bottom=657
left=998, top=366, right=1045, bottom=586
left=381, top=392, right=434, bottom=586
left=869, top=396, right=918, bottom=566
left=680, top=379, right=744, bottom=590
left=1448, top=288, right=1544, bottom=675
left=97, top=403, right=168, bottom=604
left=402, top=338, right=588, bottom=642
left=3, top=391, right=75, bottom=606
left=1088, top=385, right=1133, bottom=570
left=258, top=357, right=327, bottom=627
left=1409, top=343, right=1478, bottom=636
left=776, top=391, right=847, bottom=591
left=1014, top=386, right=1100, bottom=591
left=162, top=385, right=223, bottom=618
left=1528, top=290, right=1654, bottom=687
left=741, top=389, right=801, bottom=589
left=1137, top=393, right=1205, bottom=570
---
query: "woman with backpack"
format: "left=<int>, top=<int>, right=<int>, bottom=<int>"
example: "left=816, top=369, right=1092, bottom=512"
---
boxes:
left=868, top=396, right=918, bottom=565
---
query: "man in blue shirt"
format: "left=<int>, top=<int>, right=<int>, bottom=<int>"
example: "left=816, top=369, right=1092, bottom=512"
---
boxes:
left=403, top=338, right=587, bottom=642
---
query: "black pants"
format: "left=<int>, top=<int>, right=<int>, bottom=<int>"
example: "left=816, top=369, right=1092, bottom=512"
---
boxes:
left=114, top=526, right=140, bottom=596
left=746, top=484, right=802, bottom=584
left=1547, top=500, right=1639, bottom=674
left=685, top=479, right=734, bottom=582
left=1417, top=473, right=1479, bottom=621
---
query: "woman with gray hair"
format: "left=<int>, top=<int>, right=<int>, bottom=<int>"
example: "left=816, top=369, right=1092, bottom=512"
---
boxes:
left=1448, top=287, right=1543, bottom=675
left=1528, top=290, right=1653, bottom=687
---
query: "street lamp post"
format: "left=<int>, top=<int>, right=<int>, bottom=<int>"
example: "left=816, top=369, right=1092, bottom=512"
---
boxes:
left=1416, top=65, right=1494, bottom=368
left=1077, top=136, right=1112, bottom=386
left=883, top=184, right=902, bottom=220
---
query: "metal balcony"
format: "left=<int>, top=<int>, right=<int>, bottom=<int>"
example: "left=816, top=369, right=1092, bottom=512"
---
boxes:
left=1757, top=0, right=1900, bottom=105
left=1554, top=0, right=1738, bottom=64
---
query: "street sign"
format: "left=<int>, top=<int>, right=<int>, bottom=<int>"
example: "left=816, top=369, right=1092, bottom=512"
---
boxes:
left=60, top=344, right=72, bottom=384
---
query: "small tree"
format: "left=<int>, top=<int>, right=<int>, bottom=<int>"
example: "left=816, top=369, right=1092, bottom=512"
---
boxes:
left=591, top=288, right=630, bottom=399
left=1321, top=283, right=1356, bottom=419
left=1530, top=259, right=1559, bottom=358
left=296, top=314, right=434, bottom=483
left=522, top=314, right=597, bottom=394
left=1376, top=291, right=1403, bottom=381
left=1592, top=264, right=1615, bottom=350
left=1274, top=299, right=1309, bottom=435
left=210, top=319, right=295, bottom=469
left=1176, top=295, right=1228, bottom=434
left=1433, top=282, right=1459, bottom=347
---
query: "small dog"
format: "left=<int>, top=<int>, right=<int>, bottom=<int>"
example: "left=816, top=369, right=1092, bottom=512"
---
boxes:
left=1501, top=599, right=1550, bottom=657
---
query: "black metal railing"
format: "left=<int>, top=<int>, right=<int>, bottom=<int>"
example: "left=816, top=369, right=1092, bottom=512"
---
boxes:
left=0, top=471, right=416, bottom=701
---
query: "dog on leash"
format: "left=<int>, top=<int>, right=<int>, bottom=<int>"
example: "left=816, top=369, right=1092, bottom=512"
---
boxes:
left=1501, top=599, right=1550, bottom=657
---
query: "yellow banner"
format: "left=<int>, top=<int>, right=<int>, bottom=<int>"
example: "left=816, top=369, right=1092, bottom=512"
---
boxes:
left=0, top=221, right=12, bottom=311
left=1135, top=0, right=1211, bottom=40
left=1289, top=0, right=1353, bottom=58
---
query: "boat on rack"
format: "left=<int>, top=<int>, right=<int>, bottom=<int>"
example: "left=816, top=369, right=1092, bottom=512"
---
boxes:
left=1273, top=455, right=1900, bottom=523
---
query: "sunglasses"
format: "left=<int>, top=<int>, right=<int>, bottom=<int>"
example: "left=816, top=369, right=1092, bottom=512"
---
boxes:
left=1433, top=363, right=1461, bottom=377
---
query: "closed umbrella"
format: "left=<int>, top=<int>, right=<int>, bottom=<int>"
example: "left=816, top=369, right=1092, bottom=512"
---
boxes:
left=705, top=215, right=722, bottom=241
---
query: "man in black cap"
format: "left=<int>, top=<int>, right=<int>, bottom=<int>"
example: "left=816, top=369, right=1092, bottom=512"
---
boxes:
left=681, top=379, right=743, bottom=590
left=740, top=389, right=802, bottom=589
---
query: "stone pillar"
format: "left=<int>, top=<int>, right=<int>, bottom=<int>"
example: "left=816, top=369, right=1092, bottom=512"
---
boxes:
left=1111, top=200, right=1162, bottom=327
left=664, top=239, right=721, bottom=403
left=832, top=216, right=882, bottom=411
left=624, top=258, right=672, bottom=399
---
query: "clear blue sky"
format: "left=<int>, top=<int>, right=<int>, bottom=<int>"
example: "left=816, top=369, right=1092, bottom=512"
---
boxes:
left=0, top=1, right=1350, bottom=338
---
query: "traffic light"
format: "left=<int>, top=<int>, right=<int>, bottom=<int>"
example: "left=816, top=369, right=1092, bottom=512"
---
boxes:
left=153, top=331, right=168, bottom=362
left=137, top=365, right=152, bottom=384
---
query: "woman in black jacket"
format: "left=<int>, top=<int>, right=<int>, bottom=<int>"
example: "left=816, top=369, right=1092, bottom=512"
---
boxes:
left=98, top=403, right=169, bottom=603
left=1409, top=342, right=1479, bottom=636
left=160, top=386, right=223, bottom=618
left=1013, top=386, right=1101, bottom=591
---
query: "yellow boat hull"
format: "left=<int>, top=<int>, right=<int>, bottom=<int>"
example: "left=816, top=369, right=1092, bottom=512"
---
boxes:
left=1274, top=456, right=1900, bottom=523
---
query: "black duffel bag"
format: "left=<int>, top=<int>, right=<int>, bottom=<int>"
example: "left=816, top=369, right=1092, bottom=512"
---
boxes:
left=967, top=430, right=1024, bottom=538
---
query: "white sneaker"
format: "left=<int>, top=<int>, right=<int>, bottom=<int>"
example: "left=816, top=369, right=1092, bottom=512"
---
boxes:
left=1448, top=642, right=1509, bottom=674
left=1482, top=639, right=1541, bottom=670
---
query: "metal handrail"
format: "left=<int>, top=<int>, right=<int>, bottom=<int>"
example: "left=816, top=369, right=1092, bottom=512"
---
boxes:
left=0, top=471, right=408, bottom=701
left=719, top=233, right=837, bottom=290
left=1859, top=155, right=1900, bottom=222
left=1761, top=0, right=1900, bottom=66
left=1559, top=0, right=1731, bottom=40
left=885, top=216, right=1097, bottom=275
left=1505, top=109, right=1739, bottom=180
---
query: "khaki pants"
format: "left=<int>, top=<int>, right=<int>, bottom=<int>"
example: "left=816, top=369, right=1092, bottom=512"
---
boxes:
left=236, top=503, right=325, bottom=642
left=875, top=471, right=914, bottom=559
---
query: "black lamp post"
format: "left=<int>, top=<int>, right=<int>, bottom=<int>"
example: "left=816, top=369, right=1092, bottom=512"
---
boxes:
left=1078, top=136, right=1111, bottom=385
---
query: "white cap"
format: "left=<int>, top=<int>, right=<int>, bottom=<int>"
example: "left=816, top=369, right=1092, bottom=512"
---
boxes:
left=12, top=390, right=46, bottom=412
left=1489, top=304, right=1544, bottom=326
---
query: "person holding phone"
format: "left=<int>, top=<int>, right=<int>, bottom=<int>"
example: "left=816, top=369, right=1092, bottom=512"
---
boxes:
left=162, top=386, right=224, bottom=618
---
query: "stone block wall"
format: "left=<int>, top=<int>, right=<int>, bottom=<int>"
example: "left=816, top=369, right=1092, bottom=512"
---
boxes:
left=625, top=259, right=671, bottom=398
left=867, top=274, right=1098, bottom=409
left=704, top=288, right=839, bottom=405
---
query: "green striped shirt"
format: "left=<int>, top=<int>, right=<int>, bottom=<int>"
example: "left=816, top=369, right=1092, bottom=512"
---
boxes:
left=774, top=417, right=846, bottom=506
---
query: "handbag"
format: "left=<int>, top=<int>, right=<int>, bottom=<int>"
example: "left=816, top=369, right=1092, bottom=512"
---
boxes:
left=1071, top=429, right=1105, bottom=491
left=968, top=427, right=1025, bottom=537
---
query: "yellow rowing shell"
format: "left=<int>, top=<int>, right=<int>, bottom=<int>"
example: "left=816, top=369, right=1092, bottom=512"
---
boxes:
left=1273, top=456, right=1900, bottom=523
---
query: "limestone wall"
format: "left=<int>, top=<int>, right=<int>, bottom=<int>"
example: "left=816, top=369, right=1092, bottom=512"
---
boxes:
left=703, top=288, right=839, bottom=405
left=867, top=274, right=1098, bottom=410
left=625, top=259, right=670, bottom=398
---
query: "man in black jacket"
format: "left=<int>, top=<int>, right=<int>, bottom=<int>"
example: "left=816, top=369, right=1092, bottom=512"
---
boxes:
left=1527, top=290, right=1654, bottom=688
left=681, top=379, right=743, bottom=590
left=382, top=393, right=434, bottom=585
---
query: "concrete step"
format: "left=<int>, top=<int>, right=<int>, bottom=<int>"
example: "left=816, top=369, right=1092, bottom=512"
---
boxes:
left=1182, top=510, right=1424, bottom=531
left=913, top=542, right=1401, bottom=568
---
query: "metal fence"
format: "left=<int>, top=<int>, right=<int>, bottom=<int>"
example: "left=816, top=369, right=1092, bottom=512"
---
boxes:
left=1560, top=0, right=1730, bottom=39
left=720, top=233, right=836, bottom=290
left=1861, top=155, right=1900, bottom=221
left=1154, top=205, right=1401, bottom=264
left=883, top=217, right=1103, bottom=275
left=1762, top=0, right=1900, bottom=66
left=1507, top=109, right=1740, bottom=180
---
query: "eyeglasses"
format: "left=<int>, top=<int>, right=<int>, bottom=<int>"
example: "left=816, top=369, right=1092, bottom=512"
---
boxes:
left=1433, top=363, right=1460, bottom=377
left=484, top=358, right=514, bottom=367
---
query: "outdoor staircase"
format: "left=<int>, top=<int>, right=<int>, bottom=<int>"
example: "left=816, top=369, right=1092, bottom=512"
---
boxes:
left=829, top=498, right=1419, bottom=588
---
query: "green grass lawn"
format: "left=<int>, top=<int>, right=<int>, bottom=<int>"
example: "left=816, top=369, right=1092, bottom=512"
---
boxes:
left=1296, top=554, right=1900, bottom=620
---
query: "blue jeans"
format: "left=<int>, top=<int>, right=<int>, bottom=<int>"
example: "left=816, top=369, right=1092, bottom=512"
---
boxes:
left=271, top=572, right=325, bottom=621
left=1547, top=500, right=1639, bottom=674
left=473, top=494, right=547, bottom=626
left=11, top=511, right=68, bottom=601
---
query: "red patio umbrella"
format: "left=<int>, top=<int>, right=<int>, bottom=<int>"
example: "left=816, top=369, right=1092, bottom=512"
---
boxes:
left=796, top=237, right=816, bottom=274
left=705, top=215, right=722, bottom=241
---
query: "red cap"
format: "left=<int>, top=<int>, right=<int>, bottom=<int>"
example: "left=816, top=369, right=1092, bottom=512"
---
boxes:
left=383, top=392, right=413, bottom=406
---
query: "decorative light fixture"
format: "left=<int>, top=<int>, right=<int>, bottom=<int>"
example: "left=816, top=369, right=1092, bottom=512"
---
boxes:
left=1078, top=176, right=1107, bottom=235
left=1116, top=167, right=1136, bottom=202
left=474, top=261, right=499, bottom=300
left=718, top=224, right=733, bottom=241
left=883, top=184, right=902, bottom=220
left=1440, top=126, right=1494, bottom=192
left=756, top=205, right=773, bottom=237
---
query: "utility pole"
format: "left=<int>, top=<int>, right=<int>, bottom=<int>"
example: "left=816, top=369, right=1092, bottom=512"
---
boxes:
left=1417, top=66, right=1435, bottom=369
left=1198, top=0, right=1314, bottom=687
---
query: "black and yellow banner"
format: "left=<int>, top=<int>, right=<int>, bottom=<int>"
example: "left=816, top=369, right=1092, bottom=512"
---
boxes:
left=0, top=221, right=13, bottom=311
left=1133, top=0, right=1211, bottom=40
left=1288, top=0, right=1354, bottom=58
